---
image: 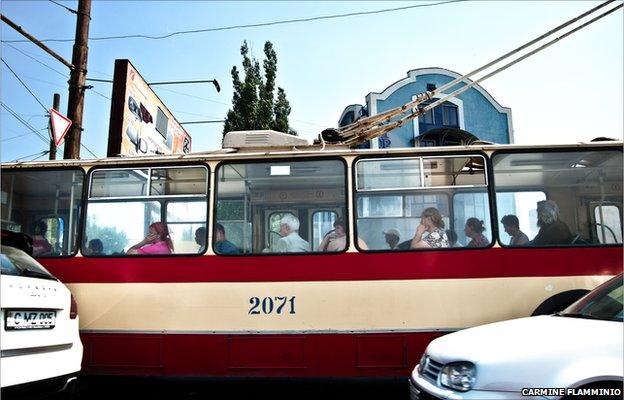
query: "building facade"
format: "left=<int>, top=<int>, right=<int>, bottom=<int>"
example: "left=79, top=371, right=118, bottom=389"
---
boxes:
left=338, top=68, right=513, bottom=148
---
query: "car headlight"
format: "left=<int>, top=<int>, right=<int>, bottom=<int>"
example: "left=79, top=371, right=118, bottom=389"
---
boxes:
left=417, top=353, right=427, bottom=374
left=440, top=362, right=476, bottom=392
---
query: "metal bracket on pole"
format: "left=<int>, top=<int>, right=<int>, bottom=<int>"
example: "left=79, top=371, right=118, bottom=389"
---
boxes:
left=148, top=79, right=221, bottom=93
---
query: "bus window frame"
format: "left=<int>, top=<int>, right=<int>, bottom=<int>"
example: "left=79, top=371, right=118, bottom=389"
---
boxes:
left=590, top=201, right=623, bottom=244
left=213, top=156, right=350, bottom=257
left=491, top=147, right=624, bottom=249
left=354, top=154, right=489, bottom=192
left=352, top=151, right=495, bottom=253
left=82, top=162, right=210, bottom=258
left=266, top=210, right=297, bottom=250
left=310, top=209, right=340, bottom=252
left=450, top=188, right=495, bottom=246
left=0, top=166, right=86, bottom=259
left=493, top=188, right=547, bottom=248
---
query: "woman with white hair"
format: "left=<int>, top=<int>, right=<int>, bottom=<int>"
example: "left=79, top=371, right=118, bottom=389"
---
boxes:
left=275, top=214, right=311, bottom=253
left=531, top=200, right=573, bottom=245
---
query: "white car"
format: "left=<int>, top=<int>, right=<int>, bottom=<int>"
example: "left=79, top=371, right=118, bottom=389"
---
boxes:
left=409, top=274, right=623, bottom=400
left=0, top=240, right=82, bottom=397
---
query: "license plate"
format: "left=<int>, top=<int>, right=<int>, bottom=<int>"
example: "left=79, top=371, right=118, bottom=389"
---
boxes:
left=5, top=310, right=56, bottom=330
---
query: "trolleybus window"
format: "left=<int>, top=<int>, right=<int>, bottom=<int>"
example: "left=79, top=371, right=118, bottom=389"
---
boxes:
left=593, top=204, right=622, bottom=244
left=83, top=166, right=208, bottom=256
left=355, top=155, right=490, bottom=250
left=214, top=159, right=347, bottom=254
left=493, top=149, right=623, bottom=247
left=0, top=169, right=84, bottom=257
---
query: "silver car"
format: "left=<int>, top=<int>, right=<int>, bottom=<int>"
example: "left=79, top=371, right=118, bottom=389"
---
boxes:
left=409, top=274, right=623, bottom=399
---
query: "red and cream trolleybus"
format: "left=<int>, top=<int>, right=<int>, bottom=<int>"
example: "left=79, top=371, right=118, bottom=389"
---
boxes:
left=1, top=131, right=621, bottom=378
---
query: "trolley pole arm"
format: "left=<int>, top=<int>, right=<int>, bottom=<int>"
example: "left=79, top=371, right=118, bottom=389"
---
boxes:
left=335, top=0, right=622, bottom=148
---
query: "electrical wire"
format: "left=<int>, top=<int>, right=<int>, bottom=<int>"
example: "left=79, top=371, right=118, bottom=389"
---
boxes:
left=3, top=43, right=69, bottom=78
left=12, top=149, right=50, bottom=162
left=79, top=141, right=98, bottom=158
left=48, top=0, right=77, bottom=14
left=1, top=102, right=50, bottom=145
left=2, top=101, right=99, bottom=158
left=30, top=150, right=52, bottom=161
left=1, top=58, right=50, bottom=113
left=1, top=127, right=48, bottom=142
left=3, top=0, right=466, bottom=43
left=0, top=112, right=47, bottom=118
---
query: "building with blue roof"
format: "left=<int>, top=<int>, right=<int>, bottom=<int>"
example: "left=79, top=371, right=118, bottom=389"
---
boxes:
left=338, top=68, right=513, bottom=148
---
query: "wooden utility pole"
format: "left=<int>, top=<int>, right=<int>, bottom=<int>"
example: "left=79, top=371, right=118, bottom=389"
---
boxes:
left=49, top=93, right=61, bottom=160
left=63, top=0, right=91, bottom=159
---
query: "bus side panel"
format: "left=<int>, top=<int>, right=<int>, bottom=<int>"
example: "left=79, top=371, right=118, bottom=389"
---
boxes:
left=80, top=332, right=446, bottom=378
left=43, top=247, right=623, bottom=284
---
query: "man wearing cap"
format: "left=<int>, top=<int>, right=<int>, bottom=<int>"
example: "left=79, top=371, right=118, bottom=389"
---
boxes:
left=383, top=228, right=401, bottom=250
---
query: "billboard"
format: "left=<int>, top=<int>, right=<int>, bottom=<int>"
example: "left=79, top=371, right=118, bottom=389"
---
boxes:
left=107, top=59, right=191, bottom=157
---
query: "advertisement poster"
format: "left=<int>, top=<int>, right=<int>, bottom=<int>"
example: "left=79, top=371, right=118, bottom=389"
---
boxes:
left=107, top=59, right=191, bottom=157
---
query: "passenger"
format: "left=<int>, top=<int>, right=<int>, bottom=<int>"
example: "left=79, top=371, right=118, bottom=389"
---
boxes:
left=500, top=214, right=529, bottom=246
left=319, top=220, right=346, bottom=252
left=465, top=218, right=489, bottom=248
left=275, top=215, right=311, bottom=253
left=127, top=222, right=174, bottom=255
left=357, top=237, right=369, bottom=250
left=410, top=207, right=449, bottom=249
left=32, top=221, right=53, bottom=257
left=531, top=200, right=573, bottom=246
left=194, top=227, right=207, bottom=251
left=214, top=223, right=240, bottom=254
left=383, top=228, right=401, bottom=250
left=445, top=230, right=459, bottom=247
left=87, top=239, right=104, bottom=256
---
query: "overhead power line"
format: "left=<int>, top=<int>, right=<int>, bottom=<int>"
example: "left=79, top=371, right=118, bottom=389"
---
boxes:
left=2, top=0, right=465, bottom=43
left=2, top=101, right=99, bottom=159
left=3, top=42, right=68, bottom=78
left=79, top=141, right=98, bottom=158
left=13, top=149, right=50, bottom=162
left=1, top=58, right=50, bottom=113
left=48, top=0, right=78, bottom=14
left=335, top=0, right=623, bottom=146
left=1, top=127, right=48, bottom=142
left=1, top=102, right=50, bottom=145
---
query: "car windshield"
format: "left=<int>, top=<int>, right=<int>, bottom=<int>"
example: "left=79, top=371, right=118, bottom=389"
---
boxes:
left=559, top=276, right=623, bottom=322
left=0, top=245, right=56, bottom=280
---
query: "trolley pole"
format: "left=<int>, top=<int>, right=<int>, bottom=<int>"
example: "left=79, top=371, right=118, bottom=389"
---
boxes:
left=49, top=93, right=61, bottom=160
left=63, top=0, right=91, bottom=160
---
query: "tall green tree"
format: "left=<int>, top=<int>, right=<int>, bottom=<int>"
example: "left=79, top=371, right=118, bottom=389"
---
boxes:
left=223, top=41, right=296, bottom=138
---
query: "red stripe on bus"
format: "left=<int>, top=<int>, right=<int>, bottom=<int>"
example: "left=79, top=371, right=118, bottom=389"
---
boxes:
left=42, top=247, right=621, bottom=284
left=80, top=331, right=444, bottom=377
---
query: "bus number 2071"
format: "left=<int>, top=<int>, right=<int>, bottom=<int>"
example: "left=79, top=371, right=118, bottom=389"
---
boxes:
left=248, top=296, right=296, bottom=315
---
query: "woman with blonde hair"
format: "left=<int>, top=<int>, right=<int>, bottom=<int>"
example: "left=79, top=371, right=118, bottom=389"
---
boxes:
left=410, top=207, right=449, bottom=249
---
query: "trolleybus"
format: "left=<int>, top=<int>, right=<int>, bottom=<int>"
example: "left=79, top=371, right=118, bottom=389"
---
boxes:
left=1, top=131, right=621, bottom=378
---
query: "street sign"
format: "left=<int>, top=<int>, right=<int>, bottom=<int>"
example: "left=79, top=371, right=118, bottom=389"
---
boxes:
left=49, top=108, right=72, bottom=146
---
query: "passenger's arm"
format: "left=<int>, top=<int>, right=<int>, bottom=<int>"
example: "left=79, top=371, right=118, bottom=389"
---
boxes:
left=410, top=224, right=429, bottom=249
left=127, top=233, right=158, bottom=255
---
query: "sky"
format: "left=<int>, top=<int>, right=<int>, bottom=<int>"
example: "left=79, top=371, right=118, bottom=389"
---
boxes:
left=1, top=1, right=622, bottom=162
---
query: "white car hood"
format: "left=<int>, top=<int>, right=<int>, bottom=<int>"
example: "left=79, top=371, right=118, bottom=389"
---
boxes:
left=426, top=315, right=623, bottom=391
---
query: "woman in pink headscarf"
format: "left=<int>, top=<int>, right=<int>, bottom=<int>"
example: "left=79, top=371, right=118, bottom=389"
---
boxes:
left=127, top=222, right=174, bottom=255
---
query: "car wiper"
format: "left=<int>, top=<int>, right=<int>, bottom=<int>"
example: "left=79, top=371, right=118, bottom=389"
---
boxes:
left=21, top=267, right=56, bottom=281
left=553, top=312, right=608, bottom=320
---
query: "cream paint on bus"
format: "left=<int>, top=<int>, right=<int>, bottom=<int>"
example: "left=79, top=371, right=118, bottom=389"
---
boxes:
left=68, top=275, right=609, bottom=334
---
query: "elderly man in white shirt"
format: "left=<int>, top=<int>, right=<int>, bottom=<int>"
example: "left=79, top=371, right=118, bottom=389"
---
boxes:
left=275, top=214, right=311, bottom=253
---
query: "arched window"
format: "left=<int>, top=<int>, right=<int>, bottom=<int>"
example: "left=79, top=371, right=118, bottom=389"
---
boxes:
left=418, top=100, right=459, bottom=134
